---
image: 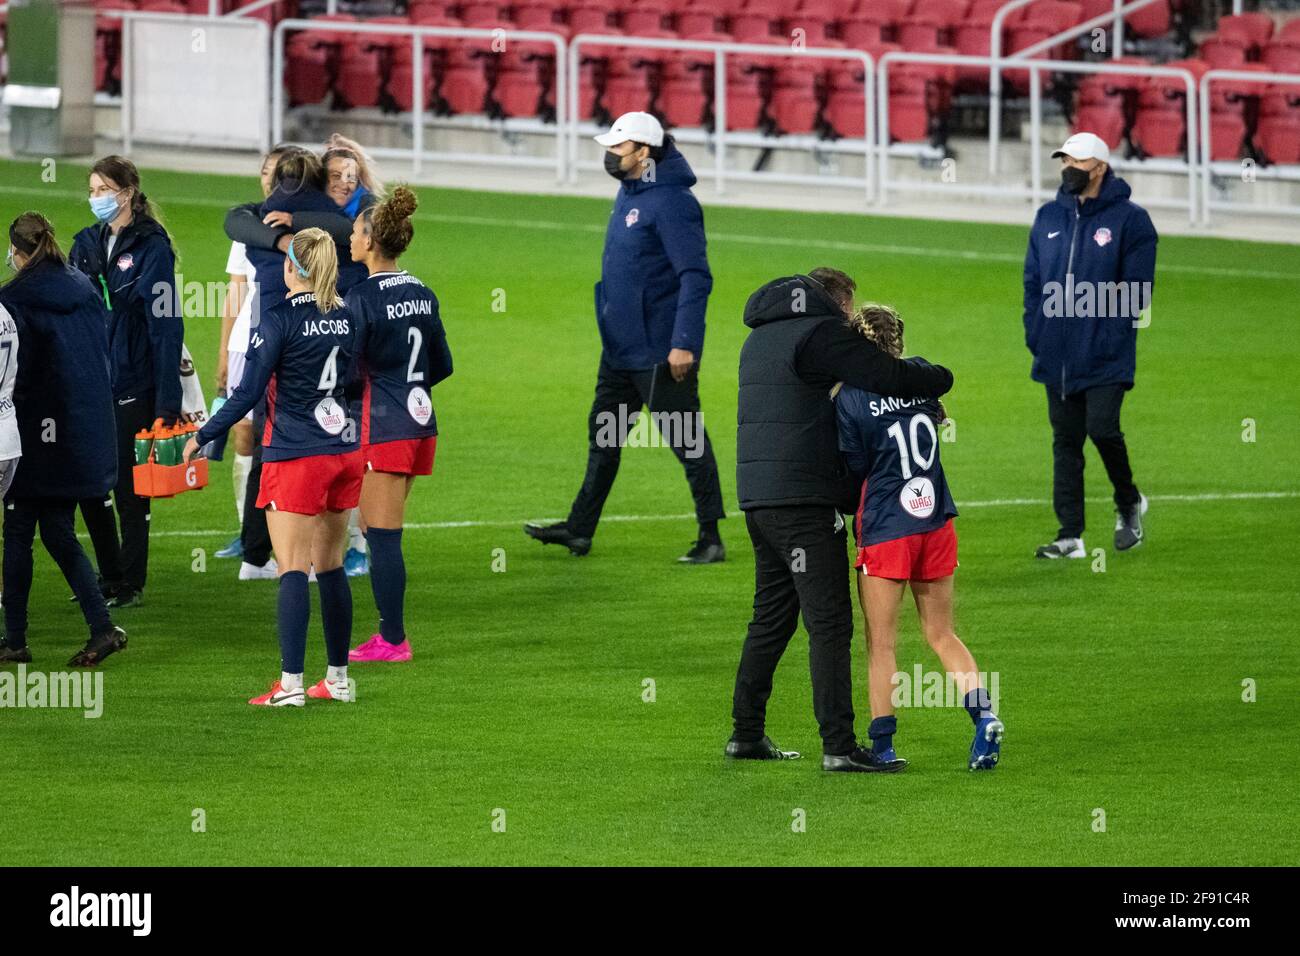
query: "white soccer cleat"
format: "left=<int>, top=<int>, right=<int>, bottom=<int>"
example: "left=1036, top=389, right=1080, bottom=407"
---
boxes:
left=306, top=678, right=354, bottom=702
left=239, top=558, right=279, bottom=580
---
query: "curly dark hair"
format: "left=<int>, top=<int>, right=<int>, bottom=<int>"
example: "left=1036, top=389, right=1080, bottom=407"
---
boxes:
left=847, top=303, right=947, bottom=423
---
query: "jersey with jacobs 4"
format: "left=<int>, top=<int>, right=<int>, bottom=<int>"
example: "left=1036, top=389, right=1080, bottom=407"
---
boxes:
left=195, top=291, right=359, bottom=461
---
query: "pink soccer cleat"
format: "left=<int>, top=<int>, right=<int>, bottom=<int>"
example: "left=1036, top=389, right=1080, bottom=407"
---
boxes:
left=348, top=634, right=412, bottom=663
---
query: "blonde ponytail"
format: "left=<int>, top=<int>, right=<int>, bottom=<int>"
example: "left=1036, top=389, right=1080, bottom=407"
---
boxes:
left=288, top=227, right=343, bottom=313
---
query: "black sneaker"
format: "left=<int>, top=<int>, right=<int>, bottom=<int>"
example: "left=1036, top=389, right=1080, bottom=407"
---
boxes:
left=523, top=522, right=591, bottom=556
left=822, top=746, right=908, bottom=773
left=679, top=539, right=725, bottom=564
left=0, top=644, right=32, bottom=664
left=1114, top=494, right=1148, bottom=552
left=725, top=736, right=801, bottom=760
left=68, top=626, right=127, bottom=667
left=106, top=588, right=143, bottom=609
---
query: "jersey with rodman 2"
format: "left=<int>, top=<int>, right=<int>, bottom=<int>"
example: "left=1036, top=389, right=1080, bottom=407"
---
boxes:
left=344, top=270, right=452, bottom=446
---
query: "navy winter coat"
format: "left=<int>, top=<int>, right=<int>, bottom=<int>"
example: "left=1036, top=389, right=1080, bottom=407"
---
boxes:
left=70, top=216, right=184, bottom=419
left=1022, top=170, right=1158, bottom=396
left=594, top=145, right=713, bottom=371
left=0, top=260, right=117, bottom=499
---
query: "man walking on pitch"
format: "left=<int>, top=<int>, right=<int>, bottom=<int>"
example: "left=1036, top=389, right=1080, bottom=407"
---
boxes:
left=727, top=269, right=954, bottom=771
left=1023, top=133, right=1157, bottom=559
left=525, top=112, right=726, bottom=564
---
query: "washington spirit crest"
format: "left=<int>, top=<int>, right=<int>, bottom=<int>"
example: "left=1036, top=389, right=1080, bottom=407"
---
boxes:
left=1093, top=227, right=1113, bottom=248
left=625, top=208, right=639, bottom=227
left=116, top=253, right=134, bottom=271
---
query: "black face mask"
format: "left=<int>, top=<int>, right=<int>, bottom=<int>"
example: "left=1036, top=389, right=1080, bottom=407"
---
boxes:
left=604, top=150, right=630, bottom=180
left=1061, top=165, right=1092, bottom=195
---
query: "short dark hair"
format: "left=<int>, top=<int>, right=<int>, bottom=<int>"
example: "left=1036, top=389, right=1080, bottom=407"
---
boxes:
left=646, top=133, right=676, bottom=163
left=807, top=267, right=856, bottom=316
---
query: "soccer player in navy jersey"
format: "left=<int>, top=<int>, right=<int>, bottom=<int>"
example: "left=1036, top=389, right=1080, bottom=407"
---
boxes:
left=185, top=229, right=363, bottom=707
left=834, top=304, right=1004, bottom=771
left=342, top=187, right=453, bottom=663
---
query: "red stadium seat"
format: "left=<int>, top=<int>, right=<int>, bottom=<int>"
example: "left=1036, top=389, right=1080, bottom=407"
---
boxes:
left=1072, top=74, right=1127, bottom=149
left=1200, top=34, right=1249, bottom=70
left=1256, top=86, right=1300, bottom=164
left=1217, top=13, right=1274, bottom=57
left=898, top=0, right=969, bottom=50
left=459, top=1, right=506, bottom=28
left=885, top=41, right=955, bottom=143
left=768, top=62, right=821, bottom=134
left=657, top=57, right=710, bottom=126
left=954, top=0, right=1013, bottom=90
left=1205, top=65, right=1270, bottom=161
left=1124, top=0, right=1171, bottom=39
left=824, top=46, right=898, bottom=138
left=440, top=44, right=492, bottom=114
left=838, top=0, right=908, bottom=46
left=1262, top=42, right=1300, bottom=76
left=1131, top=73, right=1188, bottom=158
left=721, top=58, right=767, bottom=130
left=1280, top=19, right=1300, bottom=48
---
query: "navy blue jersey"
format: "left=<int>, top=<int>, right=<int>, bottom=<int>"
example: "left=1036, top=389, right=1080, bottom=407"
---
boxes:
left=344, top=270, right=452, bottom=445
left=197, top=291, right=357, bottom=462
left=835, top=358, right=958, bottom=547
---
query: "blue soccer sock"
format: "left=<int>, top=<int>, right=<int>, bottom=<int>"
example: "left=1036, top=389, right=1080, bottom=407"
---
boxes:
left=277, top=571, right=310, bottom=674
left=366, top=526, right=406, bottom=645
left=964, top=687, right=994, bottom=726
left=868, top=715, right=897, bottom=755
left=316, top=566, right=353, bottom=668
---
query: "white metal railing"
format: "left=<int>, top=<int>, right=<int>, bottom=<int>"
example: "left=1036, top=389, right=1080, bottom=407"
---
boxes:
left=1199, top=69, right=1300, bottom=223
left=271, top=18, right=568, bottom=181
left=991, top=0, right=1167, bottom=174
left=879, top=51, right=1201, bottom=223
left=567, top=34, right=876, bottom=200
left=229, top=0, right=290, bottom=18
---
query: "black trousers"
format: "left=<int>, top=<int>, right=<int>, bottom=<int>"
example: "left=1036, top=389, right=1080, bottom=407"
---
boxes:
left=5, top=497, right=113, bottom=646
left=732, top=505, right=857, bottom=757
left=566, top=355, right=724, bottom=539
left=79, top=390, right=155, bottom=593
left=240, top=408, right=272, bottom=567
left=1046, top=384, right=1141, bottom=539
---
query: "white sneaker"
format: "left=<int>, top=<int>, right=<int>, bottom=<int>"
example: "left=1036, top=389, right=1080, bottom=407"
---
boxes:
left=1035, top=537, right=1086, bottom=559
left=239, top=558, right=279, bottom=580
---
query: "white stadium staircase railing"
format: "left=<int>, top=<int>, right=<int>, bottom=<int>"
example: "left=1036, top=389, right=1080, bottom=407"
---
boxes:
left=991, top=0, right=1172, bottom=175
left=1199, top=70, right=1300, bottom=224
left=878, top=51, right=1202, bottom=223
left=270, top=18, right=568, bottom=182
left=566, top=34, right=876, bottom=201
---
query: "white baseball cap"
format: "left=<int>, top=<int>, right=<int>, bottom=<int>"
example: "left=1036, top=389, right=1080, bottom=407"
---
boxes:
left=594, top=111, right=664, bottom=148
left=1052, top=131, right=1111, bottom=164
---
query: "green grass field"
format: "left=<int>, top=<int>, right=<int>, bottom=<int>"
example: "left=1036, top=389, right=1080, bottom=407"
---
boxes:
left=0, top=158, right=1297, bottom=866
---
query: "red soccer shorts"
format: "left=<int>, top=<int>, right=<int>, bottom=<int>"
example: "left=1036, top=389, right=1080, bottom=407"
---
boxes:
left=365, top=436, right=436, bottom=477
left=856, top=519, right=958, bottom=581
left=258, top=450, right=364, bottom=515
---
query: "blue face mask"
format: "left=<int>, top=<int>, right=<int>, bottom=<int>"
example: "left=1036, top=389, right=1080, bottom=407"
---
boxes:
left=89, top=191, right=122, bottom=223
